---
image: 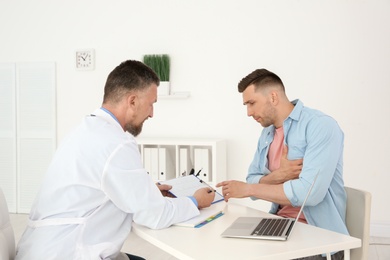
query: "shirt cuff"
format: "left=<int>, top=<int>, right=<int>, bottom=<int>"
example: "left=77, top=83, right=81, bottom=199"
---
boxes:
left=188, top=196, right=198, bottom=207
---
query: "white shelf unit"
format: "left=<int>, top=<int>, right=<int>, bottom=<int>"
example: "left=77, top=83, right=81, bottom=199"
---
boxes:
left=136, top=138, right=226, bottom=186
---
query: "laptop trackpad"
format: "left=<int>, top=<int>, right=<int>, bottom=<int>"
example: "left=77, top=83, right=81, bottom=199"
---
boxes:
left=230, top=222, right=256, bottom=229
left=222, top=217, right=259, bottom=236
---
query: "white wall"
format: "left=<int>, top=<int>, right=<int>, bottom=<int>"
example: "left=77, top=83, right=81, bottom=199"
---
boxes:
left=1, top=0, right=389, bottom=236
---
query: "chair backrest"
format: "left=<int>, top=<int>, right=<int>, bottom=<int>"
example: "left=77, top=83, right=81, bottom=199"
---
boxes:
left=345, top=186, right=371, bottom=260
left=0, top=187, right=15, bottom=260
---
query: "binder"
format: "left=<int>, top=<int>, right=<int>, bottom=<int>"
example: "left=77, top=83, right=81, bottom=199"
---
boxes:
left=143, top=147, right=152, bottom=176
left=144, top=147, right=158, bottom=180
left=179, top=147, right=191, bottom=176
left=158, top=148, right=167, bottom=181
left=194, top=148, right=211, bottom=182
left=158, top=147, right=174, bottom=181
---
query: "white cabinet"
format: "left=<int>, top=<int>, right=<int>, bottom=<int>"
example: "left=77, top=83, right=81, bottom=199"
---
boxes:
left=136, top=138, right=226, bottom=186
left=0, top=62, right=56, bottom=213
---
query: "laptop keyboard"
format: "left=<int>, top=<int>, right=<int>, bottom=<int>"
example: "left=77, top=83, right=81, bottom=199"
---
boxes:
left=251, top=218, right=290, bottom=237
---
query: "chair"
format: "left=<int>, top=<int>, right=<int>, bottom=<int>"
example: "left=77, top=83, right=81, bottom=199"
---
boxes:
left=345, top=186, right=371, bottom=260
left=0, top=187, right=15, bottom=260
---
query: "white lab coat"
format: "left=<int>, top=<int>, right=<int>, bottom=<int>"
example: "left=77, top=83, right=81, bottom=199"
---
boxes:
left=15, top=108, right=200, bottom=260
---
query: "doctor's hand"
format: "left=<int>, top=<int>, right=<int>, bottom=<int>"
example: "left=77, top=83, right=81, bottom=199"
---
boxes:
left=157, top=184, right=175, bottom=198
left=216, top=180, right=250, bottom=202
left=193, top=187, right=215, bottom=209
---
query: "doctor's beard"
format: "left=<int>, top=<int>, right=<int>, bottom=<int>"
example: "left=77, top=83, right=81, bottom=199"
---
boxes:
left=125, top=121, right=143, bottom=137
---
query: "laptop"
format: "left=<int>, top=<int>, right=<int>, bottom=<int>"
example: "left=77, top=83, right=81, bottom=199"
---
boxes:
left=221, top=173, right=318, bottom=241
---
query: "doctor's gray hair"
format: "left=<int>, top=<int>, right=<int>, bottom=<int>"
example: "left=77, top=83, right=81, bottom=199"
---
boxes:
left=103, top=60, right=160, bottom=104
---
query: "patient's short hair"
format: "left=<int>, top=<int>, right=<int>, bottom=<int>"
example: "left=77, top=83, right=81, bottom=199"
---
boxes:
left=238, top=69, right=285, bottom=93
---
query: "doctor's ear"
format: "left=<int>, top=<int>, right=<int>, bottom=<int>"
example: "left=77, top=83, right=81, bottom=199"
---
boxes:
left=127, top=94, right=138, bottom=108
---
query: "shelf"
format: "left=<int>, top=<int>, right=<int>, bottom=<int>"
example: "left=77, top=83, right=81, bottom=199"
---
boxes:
left=137, top=138, right=226, bottom=185
left=158, top=91, right=190, bottom=100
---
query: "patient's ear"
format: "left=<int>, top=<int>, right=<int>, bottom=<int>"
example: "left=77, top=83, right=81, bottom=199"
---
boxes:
left=270, top=91, right=280, bottom=105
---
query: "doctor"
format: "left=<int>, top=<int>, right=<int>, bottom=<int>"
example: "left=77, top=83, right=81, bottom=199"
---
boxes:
left=16, top=60, right=215, bottom=260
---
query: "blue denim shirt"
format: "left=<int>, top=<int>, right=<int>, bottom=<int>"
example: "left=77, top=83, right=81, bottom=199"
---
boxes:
left=246, top=99, right=349, bottom=235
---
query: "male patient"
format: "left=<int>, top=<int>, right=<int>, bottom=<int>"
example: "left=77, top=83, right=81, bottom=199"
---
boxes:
left=16, top=60, right=215, bottom=260
left=217, top=69, right=348, bottom=260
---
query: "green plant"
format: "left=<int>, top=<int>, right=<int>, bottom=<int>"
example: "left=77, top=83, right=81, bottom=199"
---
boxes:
left=143, top=54, right=170, bottom=81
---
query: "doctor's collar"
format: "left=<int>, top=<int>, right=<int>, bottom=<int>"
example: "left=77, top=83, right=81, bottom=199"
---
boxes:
left=100, top=107, right=120, bottom=124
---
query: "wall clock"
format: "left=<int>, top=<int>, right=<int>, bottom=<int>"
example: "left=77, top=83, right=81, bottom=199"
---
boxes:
left=75, top=49, right=95, bottom=70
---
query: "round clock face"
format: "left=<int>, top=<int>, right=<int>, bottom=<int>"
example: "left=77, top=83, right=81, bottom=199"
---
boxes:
left=76, top=50, right=94, bottom=70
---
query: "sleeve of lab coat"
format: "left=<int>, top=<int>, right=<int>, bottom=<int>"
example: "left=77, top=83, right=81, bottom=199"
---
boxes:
left=101, top=140, right=200, bottom=229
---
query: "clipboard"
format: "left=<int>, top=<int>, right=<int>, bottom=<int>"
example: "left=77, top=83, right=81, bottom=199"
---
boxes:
left=158, top=175, right=224, bottom=204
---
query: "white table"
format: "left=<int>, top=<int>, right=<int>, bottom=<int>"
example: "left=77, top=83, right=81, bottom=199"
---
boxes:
left=132, top=202, right=361, bottom=260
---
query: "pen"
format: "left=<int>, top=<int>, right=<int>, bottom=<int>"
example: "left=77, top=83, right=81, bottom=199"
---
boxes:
left=200, top=179, right=216, bottom=193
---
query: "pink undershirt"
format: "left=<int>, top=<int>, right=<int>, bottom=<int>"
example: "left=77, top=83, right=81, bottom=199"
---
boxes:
left=268, top=127, right=307, bottom=223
